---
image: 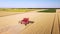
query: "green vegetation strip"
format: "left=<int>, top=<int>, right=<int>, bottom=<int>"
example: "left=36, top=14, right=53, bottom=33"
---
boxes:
left=0, top=8, right=38, bottom=12
left=38, top=9, right=56, bottom=13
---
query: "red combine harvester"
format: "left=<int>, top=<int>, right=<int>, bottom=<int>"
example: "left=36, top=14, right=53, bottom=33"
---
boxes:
left=19, top=18, right=34, bottom=26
